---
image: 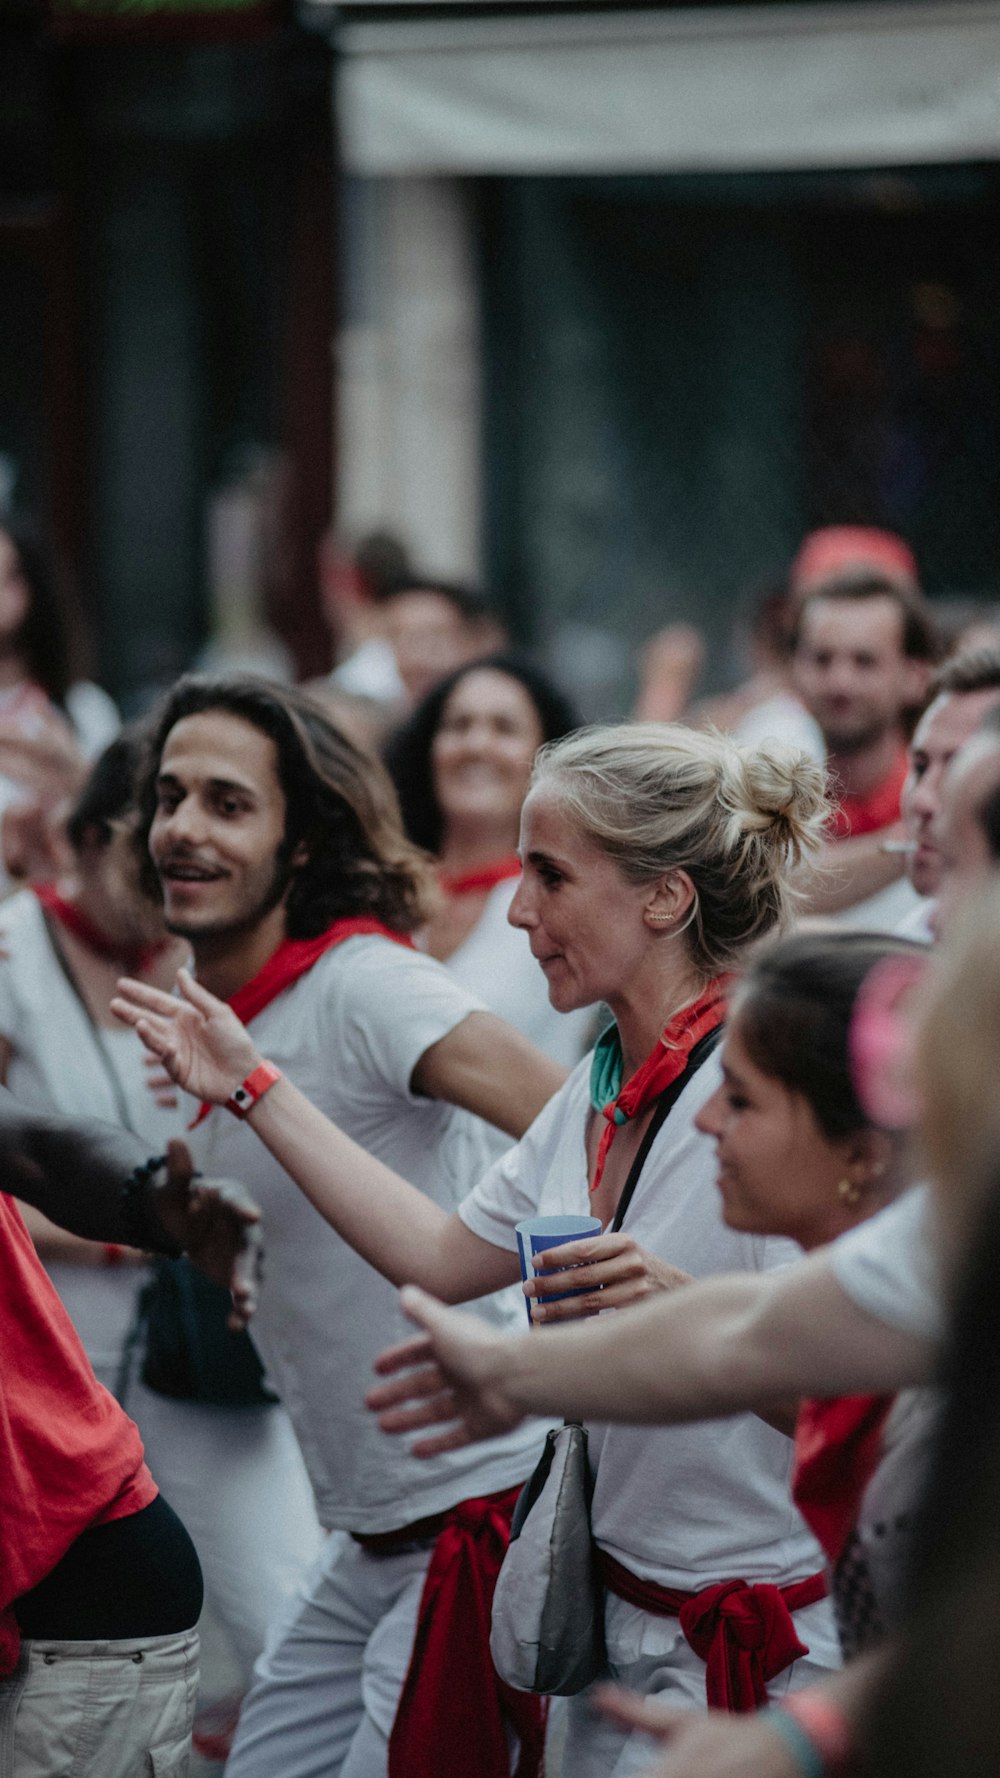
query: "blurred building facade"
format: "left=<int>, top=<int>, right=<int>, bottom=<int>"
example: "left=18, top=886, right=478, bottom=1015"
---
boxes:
left=2, top=1, right=1000, bottom=708
left=335, top=0, right=1000, bottom=710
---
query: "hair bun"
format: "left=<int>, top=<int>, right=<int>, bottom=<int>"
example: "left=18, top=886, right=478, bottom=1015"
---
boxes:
left=722, top=739, right=829, bottom=865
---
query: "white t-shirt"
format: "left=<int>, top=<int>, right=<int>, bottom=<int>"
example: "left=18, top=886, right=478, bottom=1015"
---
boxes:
left=0, top=890, right=182, bottom=1384
left=459, top=1053, right=827, bottom=1590
left=189, top=936, right=545, bottom=1533
left=832, top=876, right=926, bottom=935
left=828, top=1186, right=944, bottom=1345
left=442, top=877, right=595, bottom=1070
left=734, top=691, right=826, bottom=766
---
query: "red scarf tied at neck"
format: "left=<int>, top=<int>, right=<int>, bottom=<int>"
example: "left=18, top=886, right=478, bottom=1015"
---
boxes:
left=438, top=854, right=521, bottom=898
left=191, top=916, right=413, bottom=1127
left=590, top=976, right=731, bottom=1195
left=33, top=881, right=167, bottom=978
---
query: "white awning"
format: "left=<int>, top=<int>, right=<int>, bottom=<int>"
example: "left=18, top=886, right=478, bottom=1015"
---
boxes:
left=337, top=1, right=1000, bottom=176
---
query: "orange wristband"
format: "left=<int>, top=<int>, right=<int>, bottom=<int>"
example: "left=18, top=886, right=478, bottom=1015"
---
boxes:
left=225, top=1061, right=282, bottom=1119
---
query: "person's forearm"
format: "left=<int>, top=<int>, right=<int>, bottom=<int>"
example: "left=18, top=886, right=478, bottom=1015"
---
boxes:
left=499, top=1252, right=935, bottom=1423
left=247, top=1075, right=515, bottom=1301
left=501, top=1273, right=780, bottom=1423
left=412, top=1011, right=566, bottom=1139
left=0, top=1091, right=177, bottom=1251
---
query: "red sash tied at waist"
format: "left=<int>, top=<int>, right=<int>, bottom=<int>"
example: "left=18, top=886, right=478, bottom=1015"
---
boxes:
left=599, top=1552, right=828, bottom=1713
left=357, top=1485, right=545, bottom=1778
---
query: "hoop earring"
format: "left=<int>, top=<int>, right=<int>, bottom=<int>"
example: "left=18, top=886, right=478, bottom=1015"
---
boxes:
left=837, top=1177, right=862, bottom=1207
left=646, top=911, right=675, bottom=928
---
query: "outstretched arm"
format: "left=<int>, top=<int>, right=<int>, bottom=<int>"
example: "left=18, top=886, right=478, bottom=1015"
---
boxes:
left=368, top=1254, right=936, bottom=1456
left=112, top=970, right=520, bottom=1303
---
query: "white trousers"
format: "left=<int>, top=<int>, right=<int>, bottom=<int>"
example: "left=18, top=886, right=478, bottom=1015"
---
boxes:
left=129, top=1383, right=323, bottom=1687
left=0, top=1629, right=199, bottom=1778
left=224, top=1532, right=431, bottom=1778
left=558, top=1592, right=841, bottom=1778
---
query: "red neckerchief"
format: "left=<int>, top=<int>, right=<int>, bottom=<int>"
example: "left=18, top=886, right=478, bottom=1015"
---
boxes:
left=385, top=1484, right=545, bottom=1778
left=438, top=855, right=521, bottom=897
left=599, top=1553, right=827, bottom=1713
left=830, top=747, right=908, bottom=840
left=191, top=916, right=414, bottom=1127
left=33, top=881, right=167, bottom=978
left=791, top=1394, right=896, bottom=1565
left=590, top=976, right=731, bottom=1195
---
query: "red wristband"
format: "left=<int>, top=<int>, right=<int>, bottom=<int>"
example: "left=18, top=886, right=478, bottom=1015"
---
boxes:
left=780, top=1691, right=856, bottom=1774
left=225, top=1061, right=282, bottom=1119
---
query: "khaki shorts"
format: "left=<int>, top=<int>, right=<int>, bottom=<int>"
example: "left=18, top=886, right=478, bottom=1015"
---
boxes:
left=0, top=1628, right=198, bottom=1778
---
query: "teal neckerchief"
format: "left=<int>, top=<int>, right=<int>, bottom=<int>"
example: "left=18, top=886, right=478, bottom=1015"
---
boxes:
left=589, top=1020, right=627, bottom=1118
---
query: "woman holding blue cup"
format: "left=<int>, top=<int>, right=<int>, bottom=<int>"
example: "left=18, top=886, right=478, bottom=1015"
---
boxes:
left=115, top=721, right=839, bottom=1775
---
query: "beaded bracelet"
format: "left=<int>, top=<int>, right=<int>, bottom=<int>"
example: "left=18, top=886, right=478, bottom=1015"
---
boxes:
left=119, top=1154, right=182, bottom=1257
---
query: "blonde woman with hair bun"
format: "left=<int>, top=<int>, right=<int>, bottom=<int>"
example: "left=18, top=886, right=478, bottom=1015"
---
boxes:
left=115, top=722, right=839, bottom=1778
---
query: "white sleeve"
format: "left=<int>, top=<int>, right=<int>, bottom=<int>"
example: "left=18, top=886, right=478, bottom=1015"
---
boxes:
left=458, top=1065, right=589, bottom=1252
left=331, top=938, right=491, bottom=1103
left=828, top=1186, right=945, bottom=1343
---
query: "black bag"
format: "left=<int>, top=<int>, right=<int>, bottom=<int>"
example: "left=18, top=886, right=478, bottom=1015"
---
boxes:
left=136, top=1257, right=277, bottom=1408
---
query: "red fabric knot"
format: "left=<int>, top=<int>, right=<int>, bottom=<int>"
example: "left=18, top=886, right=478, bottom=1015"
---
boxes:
left=387, top=1484, right=545, bottom=1778
left=679, top=1579, right=811, bottom=1711
left=599, top=1552, right=827, bottom=1714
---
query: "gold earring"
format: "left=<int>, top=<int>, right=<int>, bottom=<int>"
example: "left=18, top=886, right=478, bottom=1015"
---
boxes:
left=647, top=910, right=674, bottom=927
left=837, top=1177, right=862, bottom=1207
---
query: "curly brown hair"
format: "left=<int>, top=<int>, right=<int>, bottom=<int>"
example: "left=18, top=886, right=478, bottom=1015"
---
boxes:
left=133, top=676, right=437, bottom=938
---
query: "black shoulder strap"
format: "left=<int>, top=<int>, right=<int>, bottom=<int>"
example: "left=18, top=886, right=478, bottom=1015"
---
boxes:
left=609, top=1025, right=722, bottom=1234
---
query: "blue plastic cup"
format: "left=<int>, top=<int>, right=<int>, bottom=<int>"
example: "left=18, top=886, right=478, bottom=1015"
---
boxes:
left=515, top=1214, right=604, bottom=1325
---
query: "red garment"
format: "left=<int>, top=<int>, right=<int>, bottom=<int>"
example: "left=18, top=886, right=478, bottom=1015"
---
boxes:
left=830, top=749, right=908, bottom=841
left=191, top=917, right=414, bottom=1127
left=600, top=1552, right=827, bottom=1713
left=33, top=882, right=166, bottom=977
left=439, top=856, right=522, bottom=897
left=0, top=1195, right=157, bottom=1676
left=789, top=527, right=918, bottom=596
left=791, top=1395, right=895, bottom=1566
left=591, top=977, right=730, bottom=1195
left=385, top=1485, right=545, bottom=1778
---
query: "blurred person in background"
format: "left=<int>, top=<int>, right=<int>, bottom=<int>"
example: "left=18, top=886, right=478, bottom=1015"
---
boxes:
left=385, top=653, right=591, bottom=1067
left=929, top=701, right=1000, bottom=939
left=0, top=522, right=119, bottom=888
left=791, top=570, right=938, bottom=924
left=0, top=733, right=185, bottom=1391
left=787, top=526, right=920, bottom=604
left=0, top=730, right=323, bottom=1749
left=895, top=646, right=1000, bottom=939
left=636, top=583, right=825, bottom=762
left=381, top=576, right=507, bottom=709
left=318, top=528, right=506, bottom=741
left=316, top=527, right=415, bottom=731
